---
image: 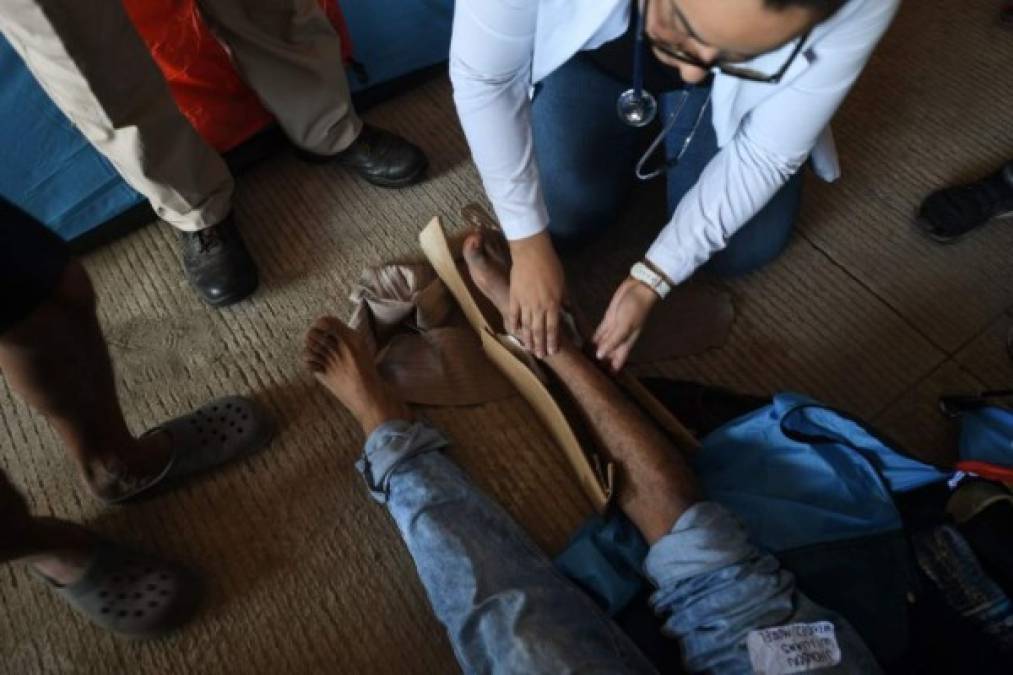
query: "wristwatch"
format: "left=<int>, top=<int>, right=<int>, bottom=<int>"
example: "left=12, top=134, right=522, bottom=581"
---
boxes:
left=630, top=261, right=672, bottom=299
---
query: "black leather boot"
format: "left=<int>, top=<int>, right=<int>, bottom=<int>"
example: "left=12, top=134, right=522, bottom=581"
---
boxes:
left=297, top=124, right=428, bottom=188
left=179, top=215, right=259, bottom=307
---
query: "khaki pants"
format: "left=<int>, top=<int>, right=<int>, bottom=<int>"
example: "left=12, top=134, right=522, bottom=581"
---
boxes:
left=0, top=0, right=361, bottom=231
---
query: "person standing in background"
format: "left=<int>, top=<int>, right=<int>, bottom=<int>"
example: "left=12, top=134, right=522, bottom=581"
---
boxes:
left=1, top=0, right=429, bottom=307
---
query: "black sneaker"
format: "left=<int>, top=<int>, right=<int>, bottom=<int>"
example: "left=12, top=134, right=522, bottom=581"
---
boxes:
left=296, top=124, right=428, bottom=188
left=179, top=215, right=259, bottom=307
left=916, top=161, right=1013, bottom=243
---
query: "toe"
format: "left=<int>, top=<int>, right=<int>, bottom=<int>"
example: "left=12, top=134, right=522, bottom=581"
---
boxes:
left=304, top=338, right=326, bottom=361
left=462, top=231, right=484, bottom=259
left=301, top=347, right=325, bottom=370
left=305, top=325, right=331, bottom=348
left=306, top=327, right=338, bottom=352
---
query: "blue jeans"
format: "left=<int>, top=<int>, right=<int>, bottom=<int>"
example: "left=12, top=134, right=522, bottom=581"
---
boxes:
left=358, top=420, right=879, bottom=674
left=532, top=54, right=803, bottom=278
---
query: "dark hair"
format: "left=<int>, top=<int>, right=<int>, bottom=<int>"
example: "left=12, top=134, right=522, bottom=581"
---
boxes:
left=764, top=0, right=847, bottom=18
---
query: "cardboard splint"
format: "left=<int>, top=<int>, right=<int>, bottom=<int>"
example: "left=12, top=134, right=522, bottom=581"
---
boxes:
left=420, top=215, right=700, bottom=512
left=420, top=216, right=612, bottom=510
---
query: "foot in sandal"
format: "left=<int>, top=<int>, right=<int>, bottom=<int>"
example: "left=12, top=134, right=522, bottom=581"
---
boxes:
left=40, top=537, right=201, bottom=639
left=3, top=473, right=199, bottom=639
left=100, top=396, right=275, bottom=504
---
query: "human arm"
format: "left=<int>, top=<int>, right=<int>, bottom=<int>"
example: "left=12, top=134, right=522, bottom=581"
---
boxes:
left=594, top=0, right=900, bottom=369
left=644, top=0, right=901, bottom=284
left=449, top=0, right=565, bottom=357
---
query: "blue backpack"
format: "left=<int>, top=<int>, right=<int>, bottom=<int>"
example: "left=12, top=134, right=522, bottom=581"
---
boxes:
left=556, top=385, right=1013, bottom=671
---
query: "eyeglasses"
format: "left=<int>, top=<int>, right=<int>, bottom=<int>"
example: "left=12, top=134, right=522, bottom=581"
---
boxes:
left=646, top=0, right=811, bottom=84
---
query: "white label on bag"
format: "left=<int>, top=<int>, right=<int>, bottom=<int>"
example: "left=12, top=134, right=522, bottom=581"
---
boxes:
left=746, top=621, right=841, bottom=674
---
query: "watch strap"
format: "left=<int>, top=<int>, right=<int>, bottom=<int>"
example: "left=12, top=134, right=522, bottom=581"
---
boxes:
left=630, top=262, right=671, bottom=299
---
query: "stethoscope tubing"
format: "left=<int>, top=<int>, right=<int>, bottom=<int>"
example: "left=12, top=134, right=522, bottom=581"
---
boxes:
left=632, top=0, right=648, bottom=102
left=634, top=90, right=711, bottom=181
left=621, top=0, right=711, bottom=180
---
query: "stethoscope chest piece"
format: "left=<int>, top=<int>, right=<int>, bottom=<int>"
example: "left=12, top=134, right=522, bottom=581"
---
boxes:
left=617, top=87, right=657, bottom=127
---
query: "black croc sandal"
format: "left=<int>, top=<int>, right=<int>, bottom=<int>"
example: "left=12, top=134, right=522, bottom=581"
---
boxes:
left=108, top=396, right=274, bottom=504
left=42, top=542, right=200, bottom=639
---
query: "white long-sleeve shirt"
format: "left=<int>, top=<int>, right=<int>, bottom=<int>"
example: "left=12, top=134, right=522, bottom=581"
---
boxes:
left=450, top=0, right=900, bottom=285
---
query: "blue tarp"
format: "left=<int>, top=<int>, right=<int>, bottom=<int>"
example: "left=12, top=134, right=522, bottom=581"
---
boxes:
left=0, top=37, right=142, bottom=241
left=0, top=0, right=453, bottom=241
left=342, top=0, right=453, bottom=92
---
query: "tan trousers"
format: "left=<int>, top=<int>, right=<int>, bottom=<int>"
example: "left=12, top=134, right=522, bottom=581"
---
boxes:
left=0, top=0, right=362, bottom=231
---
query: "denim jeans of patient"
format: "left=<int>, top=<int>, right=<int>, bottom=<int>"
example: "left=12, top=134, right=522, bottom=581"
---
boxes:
left=531, top=54, right=803, bottom=278
left=359, top=420, right=879, bottom=674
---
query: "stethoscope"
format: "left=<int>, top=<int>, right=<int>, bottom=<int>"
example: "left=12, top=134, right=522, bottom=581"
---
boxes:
left=617, top=0, right=711, bottom=180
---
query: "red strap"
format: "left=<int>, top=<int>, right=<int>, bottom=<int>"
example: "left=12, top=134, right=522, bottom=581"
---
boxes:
left=955, top=460, right=1013, bottom=483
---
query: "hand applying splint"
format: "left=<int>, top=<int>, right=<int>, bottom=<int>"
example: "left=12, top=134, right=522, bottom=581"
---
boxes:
left=593, top=276, right=661, bottom=372
left=507, top=231, right=566, bottom=359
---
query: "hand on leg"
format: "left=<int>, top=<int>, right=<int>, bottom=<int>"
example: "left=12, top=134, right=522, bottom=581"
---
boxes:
left=463, top=229, right=698, bottom=543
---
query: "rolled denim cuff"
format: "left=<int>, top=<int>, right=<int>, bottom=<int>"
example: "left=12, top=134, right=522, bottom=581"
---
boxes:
left=643, top=501, right=753, bottom=588
left=356, top=420, right=450, bottom=503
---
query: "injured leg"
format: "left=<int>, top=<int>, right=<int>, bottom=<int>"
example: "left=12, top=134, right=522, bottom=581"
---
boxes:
left=463, top=231, right=698, bottom=543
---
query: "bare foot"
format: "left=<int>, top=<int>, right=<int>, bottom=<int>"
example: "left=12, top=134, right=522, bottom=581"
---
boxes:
left=303, top=317, right=411, bottom=435
left=462, top=229, right=512, bottom=318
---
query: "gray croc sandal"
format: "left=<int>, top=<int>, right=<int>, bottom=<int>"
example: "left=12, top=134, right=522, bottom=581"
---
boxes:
left=108, top=396, right=274, bottom=504
left=42, top=542, right=200, bottom=639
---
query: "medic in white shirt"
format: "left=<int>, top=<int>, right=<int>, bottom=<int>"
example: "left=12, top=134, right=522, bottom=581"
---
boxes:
left=450, top=0, right=899, bottom=370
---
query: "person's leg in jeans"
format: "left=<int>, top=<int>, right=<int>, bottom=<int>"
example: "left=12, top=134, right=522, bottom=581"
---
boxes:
left=301, top=317, right=657, bottom=674
left=532, top=54, right=642, bottom=250
left=459, top=230, right=881, bottom=673
left=196, top=0, right=428, bottom=188
left=0, top=0, right=258, bottom=307
left=661, top=85, right=804, bottom=278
